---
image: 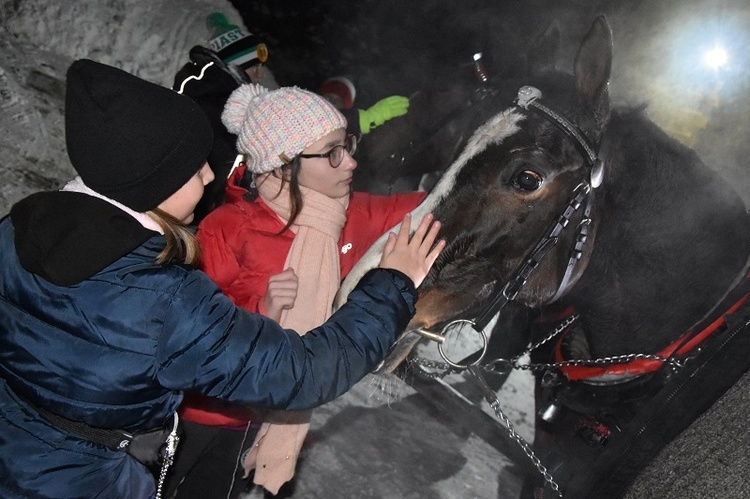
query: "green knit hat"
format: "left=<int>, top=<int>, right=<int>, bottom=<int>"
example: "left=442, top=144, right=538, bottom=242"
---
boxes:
left=206, top=12, right=268, bottom=70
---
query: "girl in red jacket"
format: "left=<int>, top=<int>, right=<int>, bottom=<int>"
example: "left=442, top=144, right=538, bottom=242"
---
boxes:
left=170, top=84, right=427, bottom=498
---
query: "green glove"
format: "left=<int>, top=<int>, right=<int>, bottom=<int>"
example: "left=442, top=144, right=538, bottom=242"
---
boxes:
left=358, top=95, right=410, bottom=134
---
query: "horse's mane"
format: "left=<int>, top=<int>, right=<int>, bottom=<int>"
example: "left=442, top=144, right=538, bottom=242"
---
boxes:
left=569, top=106, right=750, bottom=352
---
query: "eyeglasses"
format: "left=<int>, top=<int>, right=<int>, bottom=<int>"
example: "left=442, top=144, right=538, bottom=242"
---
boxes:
left=298, top=134, right=357, bottom=168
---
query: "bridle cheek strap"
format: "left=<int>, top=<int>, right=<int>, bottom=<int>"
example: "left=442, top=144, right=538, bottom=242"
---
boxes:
left=471, top=86, right=608, bottom=331
left=472, top=181, right=592, bottom=331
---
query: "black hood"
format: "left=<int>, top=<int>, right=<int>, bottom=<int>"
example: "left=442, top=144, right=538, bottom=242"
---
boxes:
left=9, top=191, right=157, bottom=286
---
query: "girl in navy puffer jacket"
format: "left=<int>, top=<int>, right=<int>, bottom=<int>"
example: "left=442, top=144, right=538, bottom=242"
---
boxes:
left=0, top=59, right=444, bottom=499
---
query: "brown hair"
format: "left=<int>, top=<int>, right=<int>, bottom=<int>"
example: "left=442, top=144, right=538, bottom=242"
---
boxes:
left=260, top=156, right=304, bottom=234
left=147, top=208, right=201, bottom=265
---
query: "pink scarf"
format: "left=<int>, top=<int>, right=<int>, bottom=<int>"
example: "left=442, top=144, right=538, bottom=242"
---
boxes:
left=243, top=173, right=348, bottom=494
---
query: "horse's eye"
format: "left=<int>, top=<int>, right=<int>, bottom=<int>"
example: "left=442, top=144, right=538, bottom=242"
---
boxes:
left=513, top=170, right=543, bottom=191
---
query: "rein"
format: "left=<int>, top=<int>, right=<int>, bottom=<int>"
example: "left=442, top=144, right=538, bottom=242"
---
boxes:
left=554, top=273, right=750, bottom=383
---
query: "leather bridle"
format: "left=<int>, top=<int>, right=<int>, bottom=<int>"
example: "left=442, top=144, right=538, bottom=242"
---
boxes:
left=415, top=86, right=608, bottom=368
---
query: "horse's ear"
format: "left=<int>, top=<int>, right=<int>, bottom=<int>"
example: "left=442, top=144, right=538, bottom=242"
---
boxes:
left=574, top=15, right=612, bottom=129
left=528, top=21, right=560, bottom=76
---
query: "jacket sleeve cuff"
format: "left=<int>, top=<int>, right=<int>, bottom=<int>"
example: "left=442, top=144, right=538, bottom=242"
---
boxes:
left=361, top=267, right=417, bottom=314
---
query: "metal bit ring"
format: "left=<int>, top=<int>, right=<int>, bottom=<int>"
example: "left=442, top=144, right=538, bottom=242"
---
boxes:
left=437, top=319, right=488, bottom=370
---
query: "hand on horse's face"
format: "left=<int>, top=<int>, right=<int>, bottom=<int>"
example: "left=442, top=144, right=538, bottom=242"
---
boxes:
left=379, top=213, right=445, bottom=288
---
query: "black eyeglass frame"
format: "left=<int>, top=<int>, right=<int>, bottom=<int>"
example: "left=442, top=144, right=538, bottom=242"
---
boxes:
left=298, top=134, right=357, bottom=168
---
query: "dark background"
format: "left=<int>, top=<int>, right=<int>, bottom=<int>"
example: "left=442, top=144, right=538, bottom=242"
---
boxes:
left=229, top=0, right=750, bottom=202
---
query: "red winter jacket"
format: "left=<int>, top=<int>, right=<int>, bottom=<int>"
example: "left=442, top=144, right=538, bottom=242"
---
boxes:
left=180, top=165, right=426, bottom=427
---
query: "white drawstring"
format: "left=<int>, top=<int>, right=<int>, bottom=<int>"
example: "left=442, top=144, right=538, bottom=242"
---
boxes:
left=175, top=61, right=215, bottom=95
left=226, top=420, right=255, bottom=499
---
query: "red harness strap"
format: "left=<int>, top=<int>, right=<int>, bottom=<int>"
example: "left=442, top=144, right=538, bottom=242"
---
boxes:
left=551, top=285, right=750, bottom=382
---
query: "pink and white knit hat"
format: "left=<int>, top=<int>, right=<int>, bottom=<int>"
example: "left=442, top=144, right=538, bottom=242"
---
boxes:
left=222, top=84, right=347, bottom=173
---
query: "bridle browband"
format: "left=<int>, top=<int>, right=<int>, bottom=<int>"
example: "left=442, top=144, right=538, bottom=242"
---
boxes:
left=415, top=86, right=608, bottom=368
left=517, top=86, right=605, bottom=189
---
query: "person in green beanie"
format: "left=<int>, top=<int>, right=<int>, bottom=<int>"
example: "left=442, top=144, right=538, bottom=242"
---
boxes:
left=204, top=12, right=279, bottom=90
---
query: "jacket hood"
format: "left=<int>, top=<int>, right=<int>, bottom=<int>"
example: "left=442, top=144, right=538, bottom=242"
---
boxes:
left=9, top=191, right=157, bottom=286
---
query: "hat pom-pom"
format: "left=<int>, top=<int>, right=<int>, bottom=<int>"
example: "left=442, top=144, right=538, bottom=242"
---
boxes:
left=222, top=83, right=269, bottom=135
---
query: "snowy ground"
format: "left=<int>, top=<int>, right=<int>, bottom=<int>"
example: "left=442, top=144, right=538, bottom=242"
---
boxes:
left=274, top=366, right=534, bottom=499
left=238, top=317, right=539, bottom=498
left=0, top=0, right=242, bottom=217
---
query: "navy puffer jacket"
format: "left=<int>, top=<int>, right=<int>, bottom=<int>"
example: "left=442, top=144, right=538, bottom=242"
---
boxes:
left=0, top=193, right=415, bottom=498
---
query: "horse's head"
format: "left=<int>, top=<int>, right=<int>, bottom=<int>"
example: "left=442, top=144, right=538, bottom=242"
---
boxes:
left=374, top=16, right=614, bottom=373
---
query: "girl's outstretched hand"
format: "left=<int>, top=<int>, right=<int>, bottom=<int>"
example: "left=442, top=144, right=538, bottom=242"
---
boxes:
left=378, top=213, right=445, bottom=288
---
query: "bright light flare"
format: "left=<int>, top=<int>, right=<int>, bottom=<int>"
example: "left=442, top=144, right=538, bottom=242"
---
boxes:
left=703, top=44, right=729, bottom=70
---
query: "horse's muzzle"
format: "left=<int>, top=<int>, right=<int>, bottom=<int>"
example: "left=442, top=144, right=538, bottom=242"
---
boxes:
left=373, top=330, right=425, bottom=374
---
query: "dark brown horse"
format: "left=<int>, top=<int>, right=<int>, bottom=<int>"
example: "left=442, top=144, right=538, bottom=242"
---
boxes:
left=337, top=15, right=750, bottom=498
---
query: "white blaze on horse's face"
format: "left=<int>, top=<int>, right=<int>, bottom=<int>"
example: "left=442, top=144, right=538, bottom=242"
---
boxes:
left=334, top=108, right=525, bottom=310
left=335, top=108, right=525, bottom=374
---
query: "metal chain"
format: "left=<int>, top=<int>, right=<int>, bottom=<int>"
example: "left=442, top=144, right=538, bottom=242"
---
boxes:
left=406, top=355, right=563, bottom=495
left=502, top=352, right=687, bottom=373
left=407, top=358, right=564, bottom=496
left=411, top=350, right=688, bottom=376
left=154, top=413, right=180, bottom=499
left=154, top=458, right=170, bottom=499
left=405, top=314, right=694, bottom=499
left=407, top=314, right=689, bottom=376
left=484, top=388, right=563, bottom=497
left=515, top=314, right=579, bottom=361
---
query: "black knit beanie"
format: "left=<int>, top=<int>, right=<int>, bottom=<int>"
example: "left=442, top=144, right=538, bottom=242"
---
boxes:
left=65, top=59, right=214, bottom=212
